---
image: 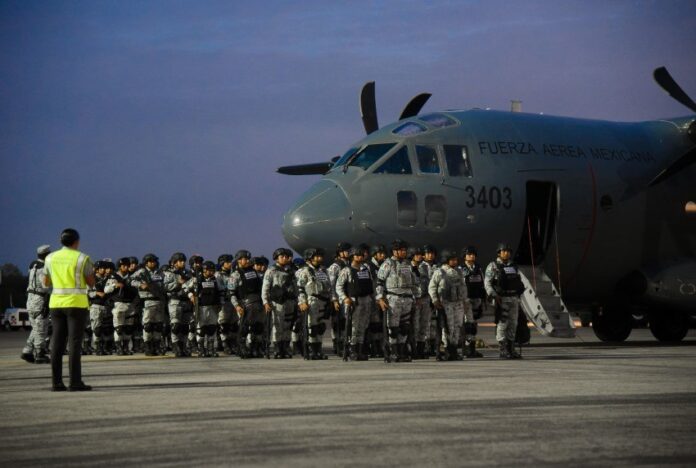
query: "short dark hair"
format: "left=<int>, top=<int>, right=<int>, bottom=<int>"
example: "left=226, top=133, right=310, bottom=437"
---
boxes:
left=60, top=228, right=80, bottom=247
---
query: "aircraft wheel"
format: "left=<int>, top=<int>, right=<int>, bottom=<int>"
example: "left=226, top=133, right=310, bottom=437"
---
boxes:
left=592, top=303, right=632, bottom=342
left=648, top=309, right=688, bottom=342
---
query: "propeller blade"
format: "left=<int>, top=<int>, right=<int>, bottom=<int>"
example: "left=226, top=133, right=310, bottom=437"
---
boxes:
left=399, top=93, right=432, bottom=120
left=648, top=146, right=696, bottom=187
left=654, top=67, right=696, bottom=113
left=277, top=162, right=333, bottom=176
left=360, top=81, right=379, bottom=135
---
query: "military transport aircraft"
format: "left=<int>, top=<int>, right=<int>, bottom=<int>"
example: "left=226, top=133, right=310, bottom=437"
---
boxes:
left=277, top=67, right=695, bottom=343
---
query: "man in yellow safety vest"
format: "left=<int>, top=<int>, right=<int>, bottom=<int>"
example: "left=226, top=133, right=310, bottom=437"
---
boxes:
left=43, top=228, right=96, bottom=391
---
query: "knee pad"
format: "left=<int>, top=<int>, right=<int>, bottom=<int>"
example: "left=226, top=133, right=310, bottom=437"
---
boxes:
left=171, top=323, right=182, bottom=335
left=388, top=327, right=400, bottom=340
left=143, top=323, right=155, bottom=333
left=93, top=326, right=103, bottom=337
left=316, top=322, right=326, bottom=335
left=399, top=322, right=411, bottom=336
left=464, top=322, right=477, bottom=336
left=368, top=322, right=383, bottom=334
left=251, top=322, right=265, bottom=335
left=153, top=323, right=164, bottom=333
left=204, top=325, right=217, bottom=336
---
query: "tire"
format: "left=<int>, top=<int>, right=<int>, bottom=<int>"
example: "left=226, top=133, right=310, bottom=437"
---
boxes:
left=592, top=303, right=632, bottom=342
left=648, top=309, right=688, bottom=342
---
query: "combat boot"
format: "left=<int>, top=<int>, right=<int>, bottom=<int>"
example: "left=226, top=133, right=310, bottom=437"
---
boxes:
left=357, top=343, right=369, bottom=361
left=400, top=343, right=412, bottom=363
left=34, top=348, right=50, bottom=364
left=466, top=340, right=483, bottom=358
left=273, top=342, right=282, bottom=359
left=311, top=342, right=328, bottom=360
left=508, top=340, right=522, bottom=359
left=447, top=345, right=462, bottom=361
left=499, top=340, right=512, bottom=359
left=415, top=341, right=428, bottom=360
left=115, top=341, right=126, bottom=356
left=94, top=341, right=104, bottom=356
left=222, top=339, right=233, bottom=356
left=372, top=340, right=384, bottom=358
left=282, top=341, right=293, bottom=359
left=292, top=340, right=304, bottom=357
left=197, top=342, right=207, bottom=358
left=387, top=343, right=399, bottom=363
left=143, top=341, right=155, bottom=356
left=133, top=337, right=143, bottom=353
left=21, top=351, right=35, bottom=363
left=124, top=340, right=134, bottom=355
left=207, top=338, right=219, bottom=358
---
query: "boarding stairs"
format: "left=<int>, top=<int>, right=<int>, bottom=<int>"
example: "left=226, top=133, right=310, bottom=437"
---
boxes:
left=518, top=266, right=576, bottom=338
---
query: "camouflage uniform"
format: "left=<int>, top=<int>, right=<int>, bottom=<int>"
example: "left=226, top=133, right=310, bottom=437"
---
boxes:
left=215, top=268, right=238, bottom=354
left=190, top=272, right=224, bottom=357
left=336, top=263, right=375, bottom=358
left=261, top=263, right=297, bottom=357
left=104, top=271, right=139, bottom=355
left=229, top=266, right=265, bottom=357
left=88, top=273, right=111, bottom=354
left=22, top=257, right=51, bottom=363
left=163, top=267, right=193, bottom=356
left=484, top=258, right=524, bottom=358
left=428, top=264, right=467, bottom=359
left=131, top=266, right=167, bottom=355
left=376, top=257, right=418, bottom=360
left=366, top=256, right=385, bottom=356
left=296, top=262, right=332, bottom=358
left=327, top=258, right=348, bottom=352
left=461, top=261, right=486, bottom=357
left=413, top=260, right=432, bottom=357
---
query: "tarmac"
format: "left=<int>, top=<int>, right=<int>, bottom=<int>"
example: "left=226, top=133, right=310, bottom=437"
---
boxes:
left=1, top=325, right=695, bottom=467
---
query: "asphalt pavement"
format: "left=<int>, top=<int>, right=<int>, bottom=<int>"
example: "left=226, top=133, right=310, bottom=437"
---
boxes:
left=1, top=325, right=695, bottom=467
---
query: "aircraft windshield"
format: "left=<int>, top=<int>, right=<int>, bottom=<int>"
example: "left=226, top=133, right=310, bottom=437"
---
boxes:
left=393, top=122, right=426, bottom=135
left=347, top=143, right=397, bottom=170
left=331, top=146, right=361, bottom=170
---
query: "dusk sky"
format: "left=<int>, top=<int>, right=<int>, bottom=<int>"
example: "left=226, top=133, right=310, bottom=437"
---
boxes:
left=1, top=0, right=695, bottom=270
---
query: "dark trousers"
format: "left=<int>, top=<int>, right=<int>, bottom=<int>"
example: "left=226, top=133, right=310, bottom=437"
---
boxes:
left=50, top=308, right=88, bottom=386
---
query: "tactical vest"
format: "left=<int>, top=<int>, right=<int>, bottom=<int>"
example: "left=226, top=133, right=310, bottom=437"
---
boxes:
left=497, top=262, right=524, bottom=296
left=138, top=268, right=164, bottom=300
left=198, top=277, right=219, bottom=306
left=269, top=266, right=296, bottom=303
left=168, top=269, right=191, bottom=299
left=27, top=260, right=47, bottom=296
left=304, top=266, right=331, bottom=300
left=90, top=276, right=108, bottom=306
left=238, top=267, right=262, bottom=298
left=346, top=266, right=374, bottom=297
left=113, top=273, right=139, bottom=303
left=463, top=263, right=486, bottom=299
left=442, top=267, right=466, bottom=302
left=385, top=258, right=414, bottom=292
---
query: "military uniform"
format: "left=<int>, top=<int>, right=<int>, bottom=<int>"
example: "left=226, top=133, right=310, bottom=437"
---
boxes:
left=366, top=254, right=385, bottom=357
left=215, top=266, right=238, bottom=355
left=262, top=259, right=297, bottom=358
left=484, top=255, right=524, bottom=359
left=412, top=258, right=432, bottom=359
left=21, top=246, right=52, bottom=364
left=104, top=267, right=139, bottom=355
left=296, top=261, right=331, bottom=359
left=376, top=254, right=418, bottom=361
left=461, top=260, right=485, bottom=358
left=131, top=259, right=167, bottom=356
left=336, top=261, right=375, bottom=360
left=230, top=264, right=266, bottom=357
left=88, top=270, right=111, bottom=355
left=190, top=265, right=224, bottom=357
left=163, top=265, right=193, bottom=357
left=429, top=263, right=467, bottom=360
left=327, top=256, right=348, bottom=354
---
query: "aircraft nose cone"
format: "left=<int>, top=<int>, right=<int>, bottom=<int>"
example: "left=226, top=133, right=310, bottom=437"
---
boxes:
left=282, top=181, right=352, bottom=252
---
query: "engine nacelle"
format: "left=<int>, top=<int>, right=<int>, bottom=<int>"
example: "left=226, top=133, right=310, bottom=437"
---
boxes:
left=622, top=260, right=696, bottom=312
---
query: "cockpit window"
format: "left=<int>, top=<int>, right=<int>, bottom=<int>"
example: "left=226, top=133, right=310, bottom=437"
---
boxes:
left=348, top=143, right=397, bottom=170
left=416, top=145, right=440, bottom=174
left=419, top=113, right=456, bottom=128
left=331, top=146, right=361, bottom=169
left=443, top=145, right=473, bottom=177
left=373, top=146, right=412, bottom=174
left=392, top=122, right=427, bottom=136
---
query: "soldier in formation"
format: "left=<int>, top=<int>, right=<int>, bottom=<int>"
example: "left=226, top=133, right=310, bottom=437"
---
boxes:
left=22, top=241, right=525, bottom=363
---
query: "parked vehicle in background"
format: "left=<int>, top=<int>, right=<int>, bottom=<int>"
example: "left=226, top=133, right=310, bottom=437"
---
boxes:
left=2, top=308, right=31, bottom=331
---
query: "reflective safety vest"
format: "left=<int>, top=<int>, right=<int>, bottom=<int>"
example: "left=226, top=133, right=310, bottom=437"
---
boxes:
left=46, top=247, right=91, bottom=308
